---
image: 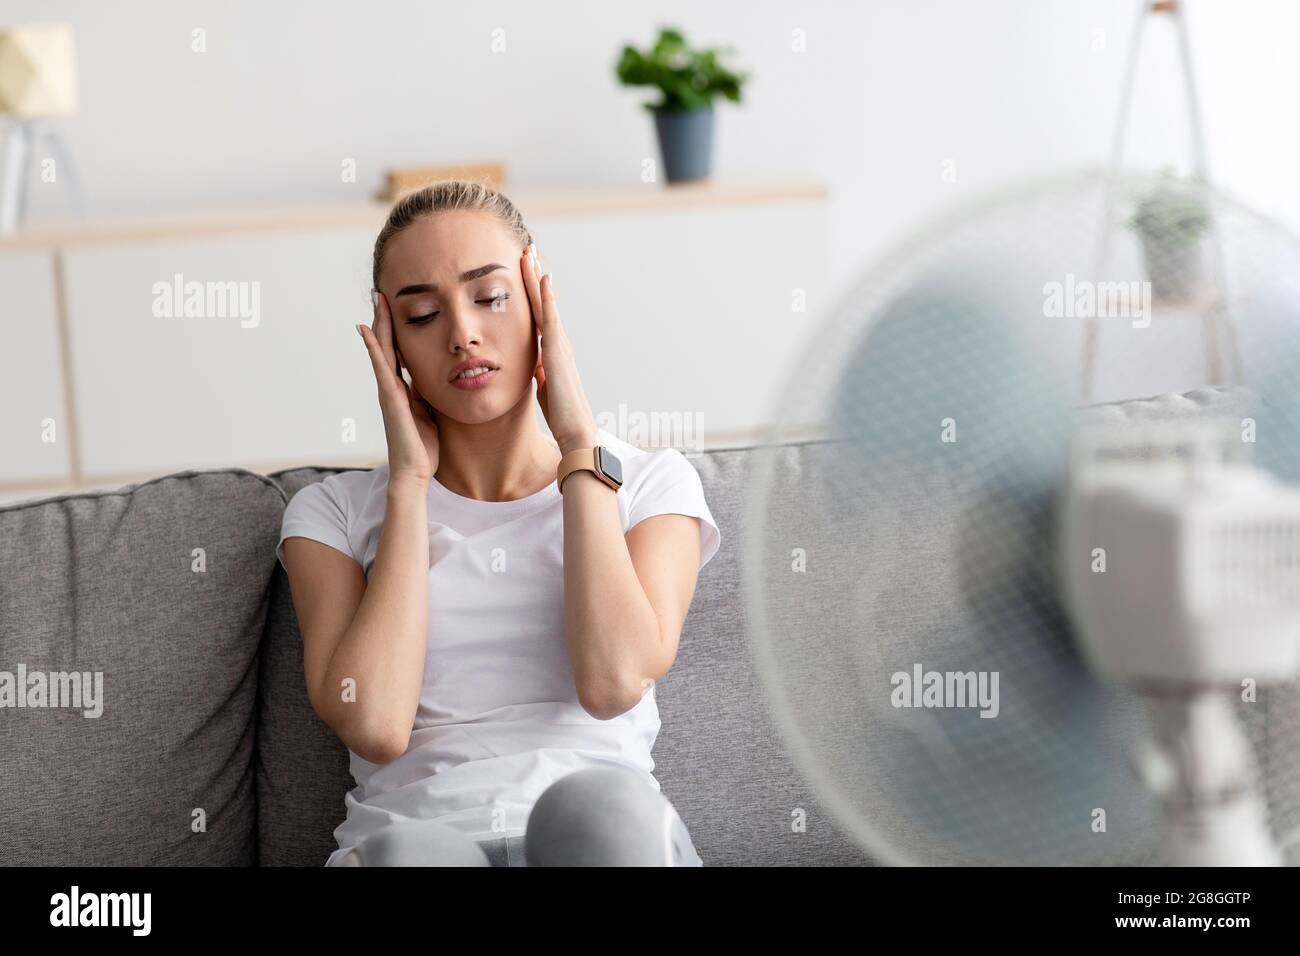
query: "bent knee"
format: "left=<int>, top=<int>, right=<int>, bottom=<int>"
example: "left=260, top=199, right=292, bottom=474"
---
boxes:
left=526, top=766, right=680, bottom=866
left=352, top=819, right=491, bottom=867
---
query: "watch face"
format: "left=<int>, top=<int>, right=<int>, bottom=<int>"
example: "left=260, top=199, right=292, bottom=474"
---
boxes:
left=596, top=446, right=623, bottom=487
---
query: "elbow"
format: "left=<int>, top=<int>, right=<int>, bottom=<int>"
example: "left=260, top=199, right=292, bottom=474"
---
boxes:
left=578, top=674, right=648, bottom=722
left=308, top=681, right=410, bottom=764
left=341, top=711, right=410, bottom=765
left=353, top=725, right=410, bottom=765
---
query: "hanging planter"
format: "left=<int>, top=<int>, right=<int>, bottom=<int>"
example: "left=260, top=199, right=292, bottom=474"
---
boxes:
left=1127, top=171, right=1211, bottom=303
left=615, top=27, right=749, bottom=184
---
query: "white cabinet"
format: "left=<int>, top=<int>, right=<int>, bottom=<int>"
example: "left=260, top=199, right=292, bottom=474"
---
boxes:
left=0, top=253, right=71, bottom=486
left=528, top=199, right=829, bottom=450
left=62, top=229, right=382, bottom=476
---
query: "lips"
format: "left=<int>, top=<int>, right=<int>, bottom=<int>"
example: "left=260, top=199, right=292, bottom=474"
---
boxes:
left=447, top=358, right=500, bottom=382
left=449, top=366, right=499, bottom=390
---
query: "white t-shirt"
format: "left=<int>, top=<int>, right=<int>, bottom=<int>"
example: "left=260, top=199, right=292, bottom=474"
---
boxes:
left=275, top=428, right=721, bottom=865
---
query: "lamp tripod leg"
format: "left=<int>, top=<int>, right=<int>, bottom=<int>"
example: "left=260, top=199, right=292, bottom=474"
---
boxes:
left=0, top=120, right=33, bottom=233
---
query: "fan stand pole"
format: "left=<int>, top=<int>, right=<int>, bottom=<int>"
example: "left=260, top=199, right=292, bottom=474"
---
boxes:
left=1082, top=0, right=1245, bottom=402
left=1148, top=691, right=1281, bottom=866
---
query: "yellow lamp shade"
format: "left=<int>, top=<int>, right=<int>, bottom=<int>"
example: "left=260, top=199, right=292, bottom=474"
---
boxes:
left=0, top=23, right=78, bottom=118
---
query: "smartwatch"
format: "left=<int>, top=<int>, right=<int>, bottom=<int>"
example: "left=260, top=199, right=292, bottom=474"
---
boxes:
left=557, top=445, right=623, bottom=493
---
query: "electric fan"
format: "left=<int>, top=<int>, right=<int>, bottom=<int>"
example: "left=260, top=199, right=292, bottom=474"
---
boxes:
left=741, top=168, right=1300, bottom=865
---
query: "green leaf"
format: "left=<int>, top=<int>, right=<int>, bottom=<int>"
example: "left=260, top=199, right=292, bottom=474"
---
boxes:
left=614, top=25, right=749, bottom=109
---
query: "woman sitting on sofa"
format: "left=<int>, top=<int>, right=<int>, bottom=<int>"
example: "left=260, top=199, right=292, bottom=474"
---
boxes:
left=276, top=180, right=721, bottom=867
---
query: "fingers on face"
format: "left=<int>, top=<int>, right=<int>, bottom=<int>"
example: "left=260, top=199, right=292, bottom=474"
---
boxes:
left=522, top=248, right=544, bottom=329
left=363, top=292, right=401, bottom=395
left=373, top=292, right=400, bottom=374
left=397, top=346, right=421, bottom=399
left=393, top=339, right=408, bottom=387
left=361, top=326, right=392, bottom=388
left=524, top=248, right=558, bottom=339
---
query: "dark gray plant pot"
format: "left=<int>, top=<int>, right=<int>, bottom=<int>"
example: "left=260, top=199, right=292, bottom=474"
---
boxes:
left=653, top=106, right=714, bottom=183
left=1140, top=235, right=1205, bottom=301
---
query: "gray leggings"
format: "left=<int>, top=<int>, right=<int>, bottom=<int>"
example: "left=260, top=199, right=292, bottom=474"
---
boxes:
left=335, top=766, right=704, bottom=867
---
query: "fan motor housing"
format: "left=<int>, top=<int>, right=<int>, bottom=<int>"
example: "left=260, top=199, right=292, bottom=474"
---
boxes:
left=1062, top=461, right=1300, bottom=686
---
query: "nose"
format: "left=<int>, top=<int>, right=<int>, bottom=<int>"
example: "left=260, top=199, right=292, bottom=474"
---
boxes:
left=445, top=304, right=482, bottom=354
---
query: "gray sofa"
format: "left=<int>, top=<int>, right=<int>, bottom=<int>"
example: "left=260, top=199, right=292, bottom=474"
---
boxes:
left=0, top=439, right=876, bottom=866
left=10, top=386, right=1283, bottom=866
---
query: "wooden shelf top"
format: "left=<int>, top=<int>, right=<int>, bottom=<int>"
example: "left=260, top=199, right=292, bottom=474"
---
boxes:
left=0, top=175, right=829, bottom=252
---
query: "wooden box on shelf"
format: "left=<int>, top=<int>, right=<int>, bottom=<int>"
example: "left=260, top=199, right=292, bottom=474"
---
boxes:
left=377, top=162, right=507, bottom=203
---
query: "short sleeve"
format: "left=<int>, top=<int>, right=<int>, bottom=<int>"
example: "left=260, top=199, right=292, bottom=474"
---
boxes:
left=625, top=449, right=722, bottom=571
left=276, top=479, right=355, bottom=571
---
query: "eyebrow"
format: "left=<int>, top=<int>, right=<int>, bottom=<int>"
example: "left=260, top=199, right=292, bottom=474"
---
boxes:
left=394, top=263, right=506, bottom=297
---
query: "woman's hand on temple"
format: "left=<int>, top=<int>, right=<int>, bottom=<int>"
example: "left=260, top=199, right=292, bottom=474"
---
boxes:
left=358, top=291, right=441, bottom=485
left=522, top=245, right=599, bottom=455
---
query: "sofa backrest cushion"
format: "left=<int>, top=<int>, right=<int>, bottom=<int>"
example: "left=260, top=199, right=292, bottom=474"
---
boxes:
left=256, top=469, right=354, bottom=867
left=0, top=469, right=282, bottom=865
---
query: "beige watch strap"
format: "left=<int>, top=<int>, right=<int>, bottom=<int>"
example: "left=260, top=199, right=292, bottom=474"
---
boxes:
left=556, top=446, right=617, bottom=493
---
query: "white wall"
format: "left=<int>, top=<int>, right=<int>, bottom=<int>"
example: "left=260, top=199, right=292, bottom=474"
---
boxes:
left=6, top=0, right=1298, bottom=296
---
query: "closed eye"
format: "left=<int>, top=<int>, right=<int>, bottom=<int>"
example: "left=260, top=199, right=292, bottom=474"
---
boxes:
left=406, top=293, right=509, bottom=325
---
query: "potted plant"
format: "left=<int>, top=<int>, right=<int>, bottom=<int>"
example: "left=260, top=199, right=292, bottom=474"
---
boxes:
left=1126, top=169, right=1211, bottom=302
left=615, top=27, right=749, bottom=183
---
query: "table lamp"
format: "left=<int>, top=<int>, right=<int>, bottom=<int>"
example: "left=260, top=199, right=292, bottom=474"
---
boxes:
left=0, top=23, right=85, bottom=233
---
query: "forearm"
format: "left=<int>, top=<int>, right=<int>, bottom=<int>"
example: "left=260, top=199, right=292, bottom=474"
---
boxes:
left=562, top=467, right=662, bottom=720
left=320, top=477, right=430, bottom=758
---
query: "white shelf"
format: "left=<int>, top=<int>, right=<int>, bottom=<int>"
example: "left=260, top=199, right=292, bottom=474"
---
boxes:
left=0, top=176, right=830, bottom=252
